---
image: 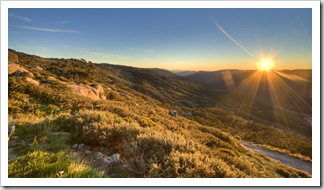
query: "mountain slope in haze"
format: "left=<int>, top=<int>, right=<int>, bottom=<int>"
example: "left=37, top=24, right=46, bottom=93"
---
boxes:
left=183, top=69, right=312, bottom=137
left=7, top=49, right=311, bottom=178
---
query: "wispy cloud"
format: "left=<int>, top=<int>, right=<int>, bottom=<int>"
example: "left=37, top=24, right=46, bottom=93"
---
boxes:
left=57, top=21, right=68, bottom=24
left=128, top=47, right=154, bottom=53
left=14, top=25, right=80, bottom=33
left=81, top=51, right=130, bottom=60
left=213, top=20, right=255, bottom=58
left=9, top=13, right=32, bottom=22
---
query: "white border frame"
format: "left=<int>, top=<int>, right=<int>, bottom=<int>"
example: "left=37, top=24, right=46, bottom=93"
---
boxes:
left=1, top=1, right=320, bottom=187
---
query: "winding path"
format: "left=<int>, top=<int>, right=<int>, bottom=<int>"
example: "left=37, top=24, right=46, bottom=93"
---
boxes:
left=242, top=142, right=312, bottom=175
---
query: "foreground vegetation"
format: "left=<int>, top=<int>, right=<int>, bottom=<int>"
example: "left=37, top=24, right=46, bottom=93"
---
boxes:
left=8, top=49, right=311, bottom=178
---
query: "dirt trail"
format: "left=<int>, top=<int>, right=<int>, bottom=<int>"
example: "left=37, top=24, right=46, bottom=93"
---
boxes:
left=242, top=142, right=312, bottom=175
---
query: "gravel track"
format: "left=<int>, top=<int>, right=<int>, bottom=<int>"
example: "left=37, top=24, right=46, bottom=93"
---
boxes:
left=242, top=142, right=312, bottom=175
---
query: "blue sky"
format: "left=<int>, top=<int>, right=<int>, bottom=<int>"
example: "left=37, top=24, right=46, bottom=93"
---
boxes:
left=8, top=8, right=312, bottom=71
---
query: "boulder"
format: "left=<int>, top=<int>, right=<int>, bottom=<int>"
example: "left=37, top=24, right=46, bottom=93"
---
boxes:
left=67, top=84, right=100, bottom=101
left=13, top=70, right=24, bottom=76
left=24, top=77, right=40, bottom=86
left=91, top=84, right=106, bottom=100
left=9, top=62, right=34, bottom=78
left=100, top=95, right=106, bottom=100
left=169, top=110, right=177, bottom=117
left=78, top=144, right=85, bottom=150
left=72, top=144, right=78, bottom=149
left=45, top=76, right=57, bottom=82
left=84, top=150, right=92, bottom=155
left=102, top=153, right=120, bottom=164
left=28, top=66, right=43, bottom=72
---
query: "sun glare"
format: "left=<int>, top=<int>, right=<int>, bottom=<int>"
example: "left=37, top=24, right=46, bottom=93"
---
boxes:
left=257, top=59, right=274, bottom=72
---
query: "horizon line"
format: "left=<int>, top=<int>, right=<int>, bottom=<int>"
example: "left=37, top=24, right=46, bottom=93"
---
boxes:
left=8, top=48, right=312, bottom=72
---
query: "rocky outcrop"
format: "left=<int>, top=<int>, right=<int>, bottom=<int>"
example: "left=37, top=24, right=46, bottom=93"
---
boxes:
left=91, top=84, right=106, bottom=100
left=24, top=77, right=40, bottom=86
left=28, top=66, right=43, bottom=72
left=9, top=62, right=34, bottom=78
left=67, top=84, right=106, bottom=101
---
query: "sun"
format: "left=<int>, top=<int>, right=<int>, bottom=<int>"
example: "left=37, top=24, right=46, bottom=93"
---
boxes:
left=257, top=59, right=274, bottom=72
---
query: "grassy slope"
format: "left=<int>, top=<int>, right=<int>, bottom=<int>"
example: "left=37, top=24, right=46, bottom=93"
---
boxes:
left=8, top=49, right=311, bottom=178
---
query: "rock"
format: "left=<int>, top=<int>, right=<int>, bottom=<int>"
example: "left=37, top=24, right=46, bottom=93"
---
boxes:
left=8, top=125, right=15, bottom=141
left=181, top=111, right=192, bottom=116
left=78, top=144, right=85, bottom=150
left=120, top=93, right=128, bottom=99
left=56, top=171, right=64, bottom=177
left=67, top=84, right=101, bottom=101
left=91, top=84, right=106, bottom=100
left=13, top=70, right=24, bottom=76
left=9, top=62, right=34, bottom=77
left=24, top=77, right=40, bottom=86
left=95, top=152, right=103, bottom=160
left=72, top=144, right=78, bottom=149
left=28, top=66, right=43, bottom=71
left=103, top=153, right=120, bottom=164
left=84, top=150, right=92, bottom=155
left=169, top=110, right=177, bottom=117
left=45, top=76, right=57, bottom=82
left=100, top=95, right=106, bottom=100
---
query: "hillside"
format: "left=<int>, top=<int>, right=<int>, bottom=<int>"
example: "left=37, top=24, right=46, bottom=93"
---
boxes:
left=8, top=49, right=311, bottom=178
left=184, top=69, right=312, bottom=137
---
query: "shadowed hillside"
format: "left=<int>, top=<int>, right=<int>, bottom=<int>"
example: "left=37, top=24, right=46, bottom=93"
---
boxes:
left=183, top=69, right=312, bottom=137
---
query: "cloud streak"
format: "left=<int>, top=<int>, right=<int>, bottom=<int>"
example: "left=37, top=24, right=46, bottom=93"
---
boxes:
left=213, top=21, right=255, bottom=58
left=57, top=21, right=68, bottom=24
left=9, top=13, right=32, bottom=22
left=14, top=26, right=80, bottom=33
left=128, top=47, right=154, bottom=52
left=81, top=51, right=130, bottom=60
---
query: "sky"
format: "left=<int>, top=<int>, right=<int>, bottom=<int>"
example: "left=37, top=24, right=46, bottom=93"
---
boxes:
left=8, top=8, right=312, bottom=71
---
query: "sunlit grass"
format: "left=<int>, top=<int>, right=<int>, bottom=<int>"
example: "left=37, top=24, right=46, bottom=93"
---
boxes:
left=9, top=150, right=106, bottom=178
